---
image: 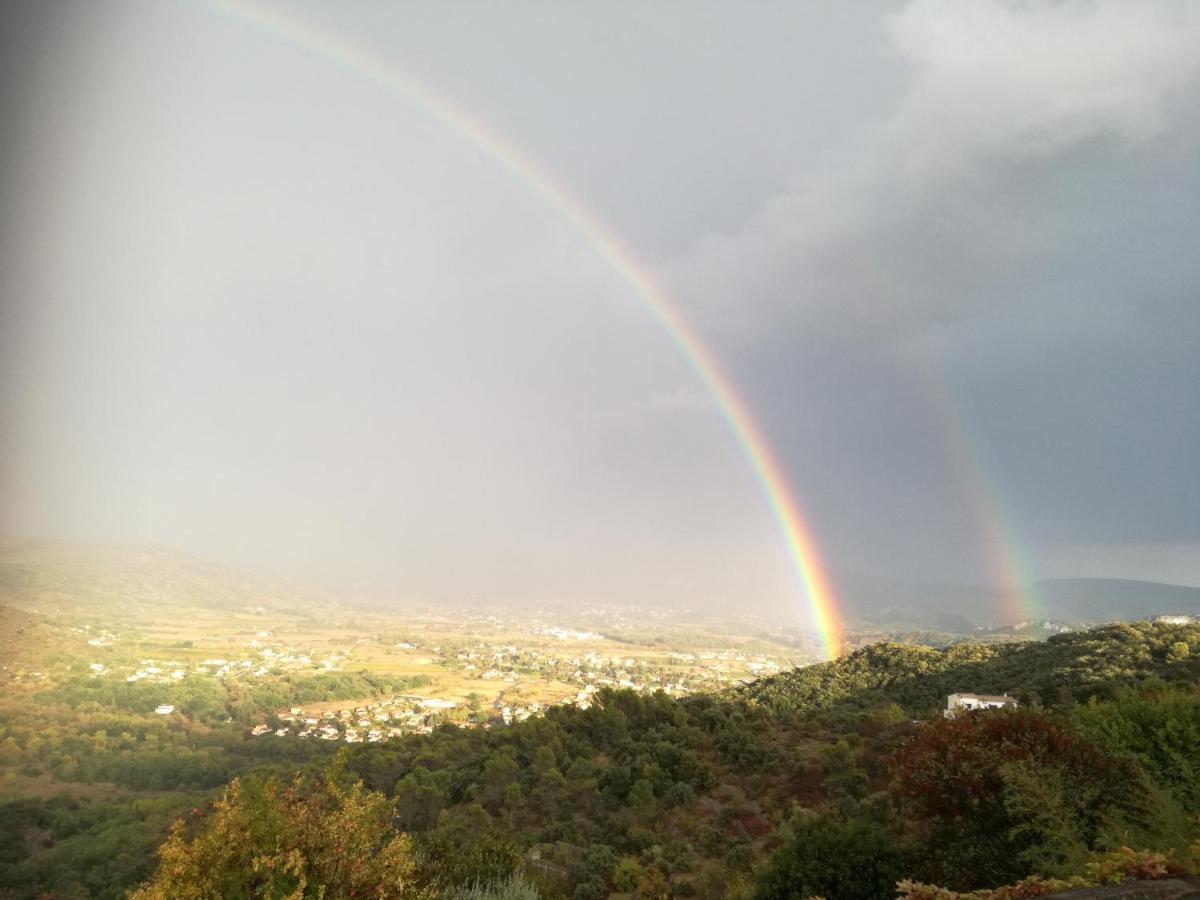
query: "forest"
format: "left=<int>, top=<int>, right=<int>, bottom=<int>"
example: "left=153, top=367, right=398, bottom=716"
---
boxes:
left=6, top=621, right=1200, bottom=898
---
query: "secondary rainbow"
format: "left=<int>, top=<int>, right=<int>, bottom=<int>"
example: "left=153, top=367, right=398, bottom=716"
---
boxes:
left=190, top=0, right=846, bottom=659
left=909, top=349, right=1038, bottom=625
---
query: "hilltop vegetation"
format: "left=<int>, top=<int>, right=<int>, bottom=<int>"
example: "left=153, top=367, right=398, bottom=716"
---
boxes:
left=739, top=621, right=1200, bottom=714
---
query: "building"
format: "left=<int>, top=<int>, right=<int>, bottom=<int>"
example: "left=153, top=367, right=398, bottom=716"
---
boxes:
left=944, top=693, right=1017, bottom=718
left=154, top=704, right=175, bottom=715
left=1155, top=615, right=1195, bottom=625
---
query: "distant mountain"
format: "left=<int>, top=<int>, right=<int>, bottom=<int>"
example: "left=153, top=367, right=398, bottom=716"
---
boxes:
left=833, top=573, right=1200, bottom=634
left=833, top=572, right=1004, bottom=633
left=1032, top=578, right=1200, bottom=621
left=0, top=536, right=316, bottom=615
left=0, top=603, right=69, bottom=670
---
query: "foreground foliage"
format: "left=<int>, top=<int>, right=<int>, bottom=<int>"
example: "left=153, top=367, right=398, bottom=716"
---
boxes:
left=131, top=765, right=431, bottom=900
left=8, top=620, right=1200, bottom=899
left=897, top=845, right=1200, bottom=898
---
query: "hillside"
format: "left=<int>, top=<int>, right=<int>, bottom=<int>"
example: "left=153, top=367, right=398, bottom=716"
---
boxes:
left=129, top=620, right=1200, bottom=899
left=738, top=620, right=1200, bottom=714
left=834, top=573, right=1002, bottom=633
left=825, top=574, right=1200, bottom=635
left=1032, top=578, right=1200, bottom=620
left=0, top=536, right=314, bottom=616
left=7, top=620, right=1200, bottom=898
left=0, top=605, right=66, bottom=674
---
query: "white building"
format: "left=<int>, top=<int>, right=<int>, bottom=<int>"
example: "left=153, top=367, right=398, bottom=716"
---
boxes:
left=154, top=704, right=175, bottom=715
left=944, top=693, right=1017, bottom=718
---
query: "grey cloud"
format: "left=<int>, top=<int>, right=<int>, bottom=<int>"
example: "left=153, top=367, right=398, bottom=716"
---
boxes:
left=669, top=0, right=1200, bottom=332
left=1, top=0, right=1196, bottom=614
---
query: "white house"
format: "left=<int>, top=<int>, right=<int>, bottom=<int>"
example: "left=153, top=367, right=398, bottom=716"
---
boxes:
left=944, top=693, right=1017, bottom=718
left=154, top=704, right=175, bottom=715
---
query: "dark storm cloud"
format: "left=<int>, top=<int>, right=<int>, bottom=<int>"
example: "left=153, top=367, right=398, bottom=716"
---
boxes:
left=667, top=0, right=1200, bottom=586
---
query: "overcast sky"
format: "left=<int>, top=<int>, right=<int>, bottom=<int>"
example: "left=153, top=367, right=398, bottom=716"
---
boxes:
left=2, top=0, right=1197, bottom=614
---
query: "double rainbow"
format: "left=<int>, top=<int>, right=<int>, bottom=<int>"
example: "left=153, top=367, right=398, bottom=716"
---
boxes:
left=190, top=0, right=846, bottom=659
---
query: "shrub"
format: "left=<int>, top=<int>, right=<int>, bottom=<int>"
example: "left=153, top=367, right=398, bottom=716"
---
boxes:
left=753, top=814, right=906, bottom=900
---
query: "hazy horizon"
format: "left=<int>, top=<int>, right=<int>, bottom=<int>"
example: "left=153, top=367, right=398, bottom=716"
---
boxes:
left=2, top=0, right=1198, bottom=617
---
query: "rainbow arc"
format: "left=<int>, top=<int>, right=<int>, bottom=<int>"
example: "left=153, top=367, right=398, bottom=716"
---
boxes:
left=192, top=0, right=846, bottom=658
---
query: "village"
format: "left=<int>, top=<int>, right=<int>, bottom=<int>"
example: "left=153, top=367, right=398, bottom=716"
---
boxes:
left=61, top=610, right=801, bottom=743
left=242, top=639, right=791, bottom=745
left=250, top=695, right=461, bottom=743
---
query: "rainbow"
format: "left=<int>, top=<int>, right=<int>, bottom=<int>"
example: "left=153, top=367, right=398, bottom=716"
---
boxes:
left=188, top=0, right=845, bottom=658
left=910, top=349, right=1038, bottom=625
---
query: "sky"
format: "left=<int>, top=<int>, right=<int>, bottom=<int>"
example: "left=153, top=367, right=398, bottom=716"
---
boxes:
left=1, top=0, right=1198, bottom=618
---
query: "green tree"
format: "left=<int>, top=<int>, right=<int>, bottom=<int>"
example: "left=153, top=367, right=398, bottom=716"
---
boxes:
left=753, top=814, right=906, bottom=900
left=394, top=766, right=450, bottom=832
left=614, top=857, right=645, bottom=892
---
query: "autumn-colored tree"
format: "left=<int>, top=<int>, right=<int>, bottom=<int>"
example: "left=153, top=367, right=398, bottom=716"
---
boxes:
left=892, top=710, right=1142, bottom=890
left=131, top=764, right=431, bottom=899
left=636, top=866, right=671, bottom=900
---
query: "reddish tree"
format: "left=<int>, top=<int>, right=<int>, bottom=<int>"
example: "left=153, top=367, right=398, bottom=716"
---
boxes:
left=891, top=710, right=1139, bottom=891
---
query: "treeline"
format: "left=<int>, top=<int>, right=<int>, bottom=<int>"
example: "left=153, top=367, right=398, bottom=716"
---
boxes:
left=40, top=670, right=430, bottom=725
left=0, top=703, right=335, bottom=791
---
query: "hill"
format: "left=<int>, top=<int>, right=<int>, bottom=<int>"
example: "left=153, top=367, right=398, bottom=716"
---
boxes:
left=835, top=574, right=1200, bottom=634
left=0, top=536, right=315, bottom=616
left=737, top=620, right=1200, bottom=714
left=0, top=605, right=67, bottom=673
left=833, top=573, right=1002, bottom=633
left=7, top=598, right=1200, bottom=897
left=1032, top=578, right=1200, bottom=620
left=119, top=619, right=1200, bottom=899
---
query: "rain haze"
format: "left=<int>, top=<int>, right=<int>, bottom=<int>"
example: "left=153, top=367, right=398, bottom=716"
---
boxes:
left=2, top=0, right=1198, bottom=621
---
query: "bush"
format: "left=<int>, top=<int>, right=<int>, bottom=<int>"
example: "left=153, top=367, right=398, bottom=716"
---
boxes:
left=613, top=857, right=644, bottom=892
left=726, top=842, right=753, bottom=873
left=130, top=769, right=429, bottom=899
left=892, top=710, right=1145, bottom=890
left=445, top=874, right=541, bottom=900
left=753, top=814, right=907, bottom=900
left=572, top=876, right=608, bottom=900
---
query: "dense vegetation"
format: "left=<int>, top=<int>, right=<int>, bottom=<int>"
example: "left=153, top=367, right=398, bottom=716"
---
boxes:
left=6, top=621, right=1200, bottom=898
left=739, top=621, right=1200, bottom=713
left=43, top=670, right=429, bottom=725
left=0, top=795, right=202, bottom=899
